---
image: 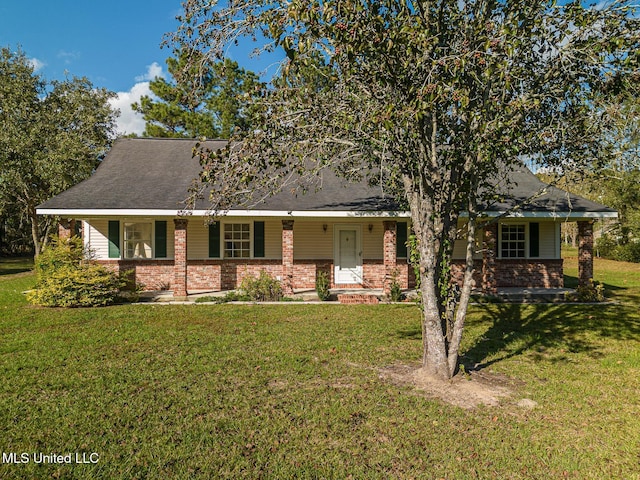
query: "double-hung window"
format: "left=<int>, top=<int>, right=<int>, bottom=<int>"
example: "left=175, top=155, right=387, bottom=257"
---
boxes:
left=500, top=224, right=526, bottom=258
left=124, top=222, right=153, bottom=259
left=223, top=223, right=251, bottom=258
left=108, top=220, right=168, bottom=259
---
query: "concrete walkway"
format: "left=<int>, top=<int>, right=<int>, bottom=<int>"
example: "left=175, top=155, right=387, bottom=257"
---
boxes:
left=137, top=287, right=576, bottom=304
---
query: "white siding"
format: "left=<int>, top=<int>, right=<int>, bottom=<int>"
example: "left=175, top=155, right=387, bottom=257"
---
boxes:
left=538, top=221, right=558, bottom=259
left=84, top=217, right=176, bottom=260
left=263, top=219, right=282, bottom=259
left=84, top=219, right=110, bottom=259
left=187, top=220, right=209, bottom=260
left=294, top=220, right=334, bottom=259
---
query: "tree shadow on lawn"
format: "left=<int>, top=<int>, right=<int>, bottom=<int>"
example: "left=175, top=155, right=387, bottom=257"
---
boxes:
left=462, top=301, right=640, bottom=372
left=0, top=257, right=34, bottom=276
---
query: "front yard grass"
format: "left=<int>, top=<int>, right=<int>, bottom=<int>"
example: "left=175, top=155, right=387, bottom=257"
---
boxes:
left=1, top=256, right=639, bottom=479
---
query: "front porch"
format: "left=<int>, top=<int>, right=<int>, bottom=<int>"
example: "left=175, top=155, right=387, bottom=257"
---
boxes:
left=59, top=217, right=598, bottom=300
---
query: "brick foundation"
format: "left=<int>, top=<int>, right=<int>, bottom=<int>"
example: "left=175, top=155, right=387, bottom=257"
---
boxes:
left=99, top=257, right=561, bottom=294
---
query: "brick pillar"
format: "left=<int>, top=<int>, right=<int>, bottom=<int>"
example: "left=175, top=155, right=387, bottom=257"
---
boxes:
left=58, top=219, right=76, bottom=240
left=482, top=223, right=498, bottom=294
left=383, top=221, right=397, bottom=294
left=578, top=220, right=594, bottom=288
left=282, top=219, right=294, bottom=294
left=173, top=218, right=188, bottom=299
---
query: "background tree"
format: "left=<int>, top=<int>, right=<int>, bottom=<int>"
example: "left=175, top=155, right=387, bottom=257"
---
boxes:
left=0, top=47, right=117, bottom=257
left=132, top=52, right=263, bottom=138
left=171, top=0, right=639, bottom=380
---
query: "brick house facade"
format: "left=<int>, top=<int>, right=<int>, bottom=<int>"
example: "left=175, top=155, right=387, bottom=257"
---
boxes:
left=45, top=138, right=616, bottom=299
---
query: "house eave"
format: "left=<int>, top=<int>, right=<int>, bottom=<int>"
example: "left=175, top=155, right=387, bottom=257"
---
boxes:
left=38, top=208, right=618, bottom=220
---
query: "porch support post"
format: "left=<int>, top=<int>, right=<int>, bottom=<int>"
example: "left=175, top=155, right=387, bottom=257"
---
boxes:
left=173, top=218, right=188, bottom=300
left=58, top=219, right=76, bottom=240
left=482, top=223, right=498, bottom=295
left=578, top=220, right=594, bottom=288
left=383, top=220, right=397, bottom=295
left=282, top=219, right=294, bottom=295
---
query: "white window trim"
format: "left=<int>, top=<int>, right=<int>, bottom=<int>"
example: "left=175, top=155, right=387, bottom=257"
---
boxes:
left=221, top=221, right=254, bottom=259
left=498, top=223, right=529, bottom=259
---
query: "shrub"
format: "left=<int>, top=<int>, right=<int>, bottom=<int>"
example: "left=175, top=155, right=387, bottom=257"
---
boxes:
left=565, top=279, right=605, bottom=303
left=315, top=270, right=331, bottom=301
left=27, top=235, right=127, bottom=307
left=386, top=269, right=405, bottom=302
left=239, top=270, right=283, bottom=301
left=613, top=242, right=640, bottom=263
left=596, top=235, right=640, bottom=263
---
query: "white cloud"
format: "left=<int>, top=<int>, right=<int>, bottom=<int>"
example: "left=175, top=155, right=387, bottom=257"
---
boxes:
left=111, top=63, right=165, bottom=136
left=135, top=61, right=165, bottom=82
left=28, top=57, right=45, bottom=72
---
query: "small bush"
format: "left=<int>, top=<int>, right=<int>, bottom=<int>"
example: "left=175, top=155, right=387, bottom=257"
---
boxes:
left=27, top=235, right=127, bottom=307
left=239, top=270, right=283, bottom=301
left=565, top=279, right=605, bottom=303
left=386, top=270, right=405, bottom=302
left=613, top=242, right=640, bottom=263
left=315, top=271, right=331, bottom=301
left=597, top=235, right=640, bottom=263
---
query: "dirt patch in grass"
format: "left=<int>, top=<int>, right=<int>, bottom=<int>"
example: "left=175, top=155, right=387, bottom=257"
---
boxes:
left=380, top=363, right=530, bottom=409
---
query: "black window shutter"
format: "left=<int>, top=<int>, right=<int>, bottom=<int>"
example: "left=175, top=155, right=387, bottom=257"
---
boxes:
left=108, top=221, right=120, bottom=258
left=396, top=222, right=408, bottom=258
left=155, top=221, right=167, bottom=258
left=209, top=222, right=220, bottom=258
left=254, top=221, right=265, bottom=258
left=529, top=222, right=540, bottom=257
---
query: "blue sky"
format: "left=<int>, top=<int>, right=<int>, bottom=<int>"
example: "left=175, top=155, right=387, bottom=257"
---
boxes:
left=0, top=1, right=283, bottom=136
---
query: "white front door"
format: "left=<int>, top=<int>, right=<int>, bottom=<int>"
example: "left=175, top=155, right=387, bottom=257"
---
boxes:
left=334, top=225, right=362, bottom=284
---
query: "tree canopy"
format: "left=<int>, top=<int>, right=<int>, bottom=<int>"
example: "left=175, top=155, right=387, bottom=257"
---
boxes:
left=132, top=52, right=263, bottom=138
left=170, top=0, right=640, bottom=380
left=0, top=47, right=117, bottom=256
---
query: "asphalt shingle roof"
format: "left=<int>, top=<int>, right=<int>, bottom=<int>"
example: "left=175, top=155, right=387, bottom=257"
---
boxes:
left=38, top=137, right=615, bottom=216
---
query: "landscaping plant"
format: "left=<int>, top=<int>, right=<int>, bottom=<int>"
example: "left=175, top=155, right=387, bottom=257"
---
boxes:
left=27, top=236, right=127, bottom=307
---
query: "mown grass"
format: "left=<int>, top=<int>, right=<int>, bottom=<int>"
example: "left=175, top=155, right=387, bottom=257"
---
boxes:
left=1, top=256, right=639, bottom=479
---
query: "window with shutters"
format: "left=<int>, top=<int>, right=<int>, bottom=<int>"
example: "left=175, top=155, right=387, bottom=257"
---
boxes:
left=223, top=223, right=251, bottom=258
left=124, top=222, right=153, bottom=259
left=498, top=223, right=541, bottom=259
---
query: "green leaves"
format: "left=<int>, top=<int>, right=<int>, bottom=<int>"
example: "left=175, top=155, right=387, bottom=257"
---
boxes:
left=132, top=53, right=264, bottom=139
left=0, top=46, right=116, bottom=254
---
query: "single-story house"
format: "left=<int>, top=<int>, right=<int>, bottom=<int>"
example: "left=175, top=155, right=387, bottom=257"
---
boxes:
left=37, top=137, right=616, bottom=298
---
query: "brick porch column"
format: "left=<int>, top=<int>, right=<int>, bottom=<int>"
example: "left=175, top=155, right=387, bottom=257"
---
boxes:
left=383, top=221, right=397, bottom=294
left=578, top=220, right=594, bottom=288
left=173, top=218, right=188, bottom=299
left=282, top=219, right=294, bottom=294
left=58, top=219, right=76, bottom=240
left=482, top=223, right=498, bottom=294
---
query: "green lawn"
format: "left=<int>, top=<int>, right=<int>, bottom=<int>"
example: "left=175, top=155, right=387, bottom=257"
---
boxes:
left=1, top=257, right=639, bottom=479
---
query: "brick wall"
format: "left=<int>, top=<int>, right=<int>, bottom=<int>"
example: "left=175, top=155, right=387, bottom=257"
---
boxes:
left=578, top=221, right=594, bottom=287
left=99, top=257, right=561, bottom=293
left=494, top=259, right=563, bottom=288
left=100, top=260, right=174, bottom=291
left=451, top=259, right=563, bottom=288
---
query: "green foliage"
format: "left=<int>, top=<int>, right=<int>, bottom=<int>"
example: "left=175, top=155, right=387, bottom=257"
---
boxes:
left=0, top=46, right=116, bottom=255
left=565, top=280, right=606, bottom=303
left=597, top=234, right=640, bottom=263
left=3, top=263, right=640, bottom=478
left=239, top=270, right=284, bottom=301
left=315, top=270, right=331, bottom=301
left=386, top=269, right=404, bottom=302
left=132, top=52, right=263, bottom=139
left=170, top=0, right=639, bottom=379
left=27, top=236, right=126, bottom=307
